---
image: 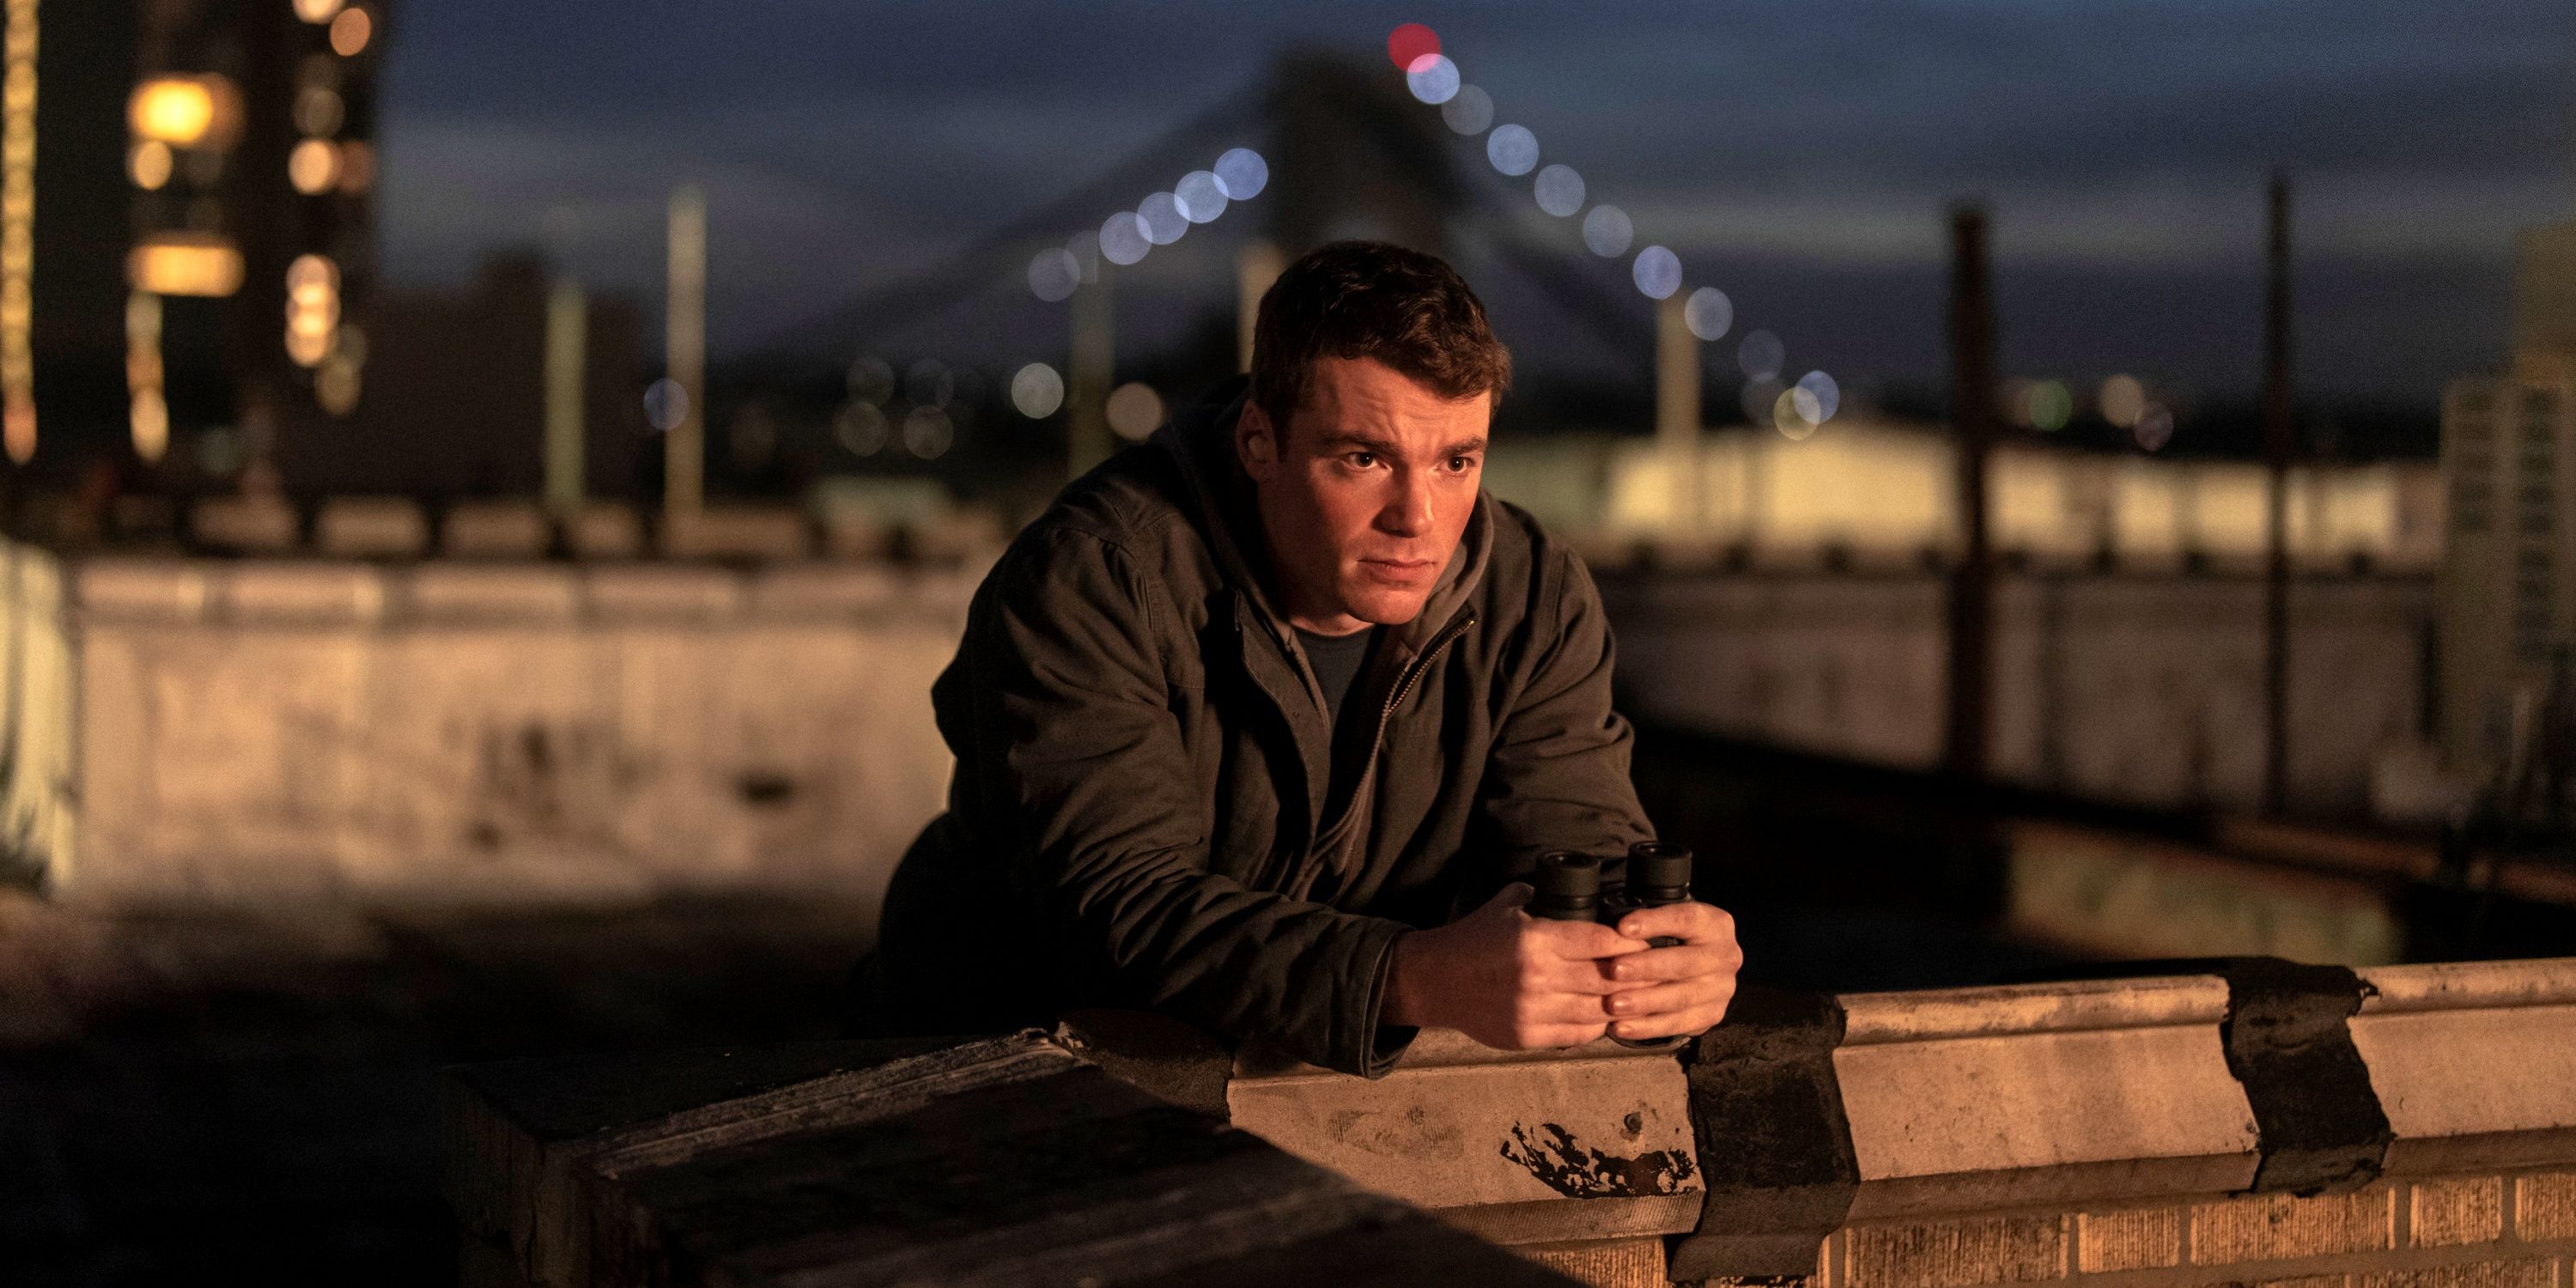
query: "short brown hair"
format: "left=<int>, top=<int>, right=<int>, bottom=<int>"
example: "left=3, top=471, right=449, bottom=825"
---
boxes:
left=1249, top=240, right=1511, bottom=434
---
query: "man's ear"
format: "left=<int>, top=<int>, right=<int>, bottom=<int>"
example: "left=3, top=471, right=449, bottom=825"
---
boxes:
left=1236, top=399, right=1280, bottom=482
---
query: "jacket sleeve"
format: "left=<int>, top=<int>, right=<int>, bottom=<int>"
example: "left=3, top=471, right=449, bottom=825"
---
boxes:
left=960, top=524, right=1414, bottom=1077
left=1473, top=543, right=1656, bottom=881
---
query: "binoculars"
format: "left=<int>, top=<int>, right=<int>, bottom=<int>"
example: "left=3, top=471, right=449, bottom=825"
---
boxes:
left=1531, top=842, right=1695, bottom=1050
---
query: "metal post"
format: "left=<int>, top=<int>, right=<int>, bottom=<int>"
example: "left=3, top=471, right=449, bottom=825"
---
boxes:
left=1945, top=204, right=1996, bottom=779
left=544, top=279, right=586, bottom=520
left=1068, top=269, right=1114, bottom=481
left=1656, top=292, right=1701, bottom=537
left=2263, top=171, right=2295, bottom=816
left=664, top=185, right=706, bottom=522
left=1237, top=240, right=1283, bottom=374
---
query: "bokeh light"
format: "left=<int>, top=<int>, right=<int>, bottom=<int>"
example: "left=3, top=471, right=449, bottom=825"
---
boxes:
left=2099, top=374, right=2146, bottom=428
left=1137, top=191, right=1188, bottom=246
left=288, top=139, right=339, bottom=194
left=1774, top=389, right=1819, bottom=440
left=1175, top=170, right=1228, bottom=223
left=1737, top=329, right=1784, bottom=382
left=2027, top=379, right=2072, bottom=431
left=1796, top=370, right=1841, bottom=422
left=1028, top=248, right=1080, bottom=302
left=905, top=357, right=953, bottom=408
left=1442, top=85, right=1493, bottom=135
left=1106, top=382, right=1164, bottom=440
left=2133, top=402, right=2175, bottom=451
left=1685, top=287, right=1732, bottom=342
left=1631, top=246, right=1680, bottom=300
left=295, top=87, right=343, bottom=137
left=1387, top=22, right=1440, bottom=71
left=1534, top=164, right=1583, bottom=217
left=328, top=7, right=371, bottom=57
left=1100, top=211, right=1150, bottom=265
left=1406, top=54, right=1460, bottom=105
left=643, top=378, right=688, bottom=433
left=902, top=405, right=955, bottom=459
left=293, top=0, right=343, bottom=21
left=1012, top=363, right=1066, bottom=418
left=848, top=355, right=895, bottom=404
left=1214, top=148, right=1268, bottom=200
left=129, top=140, right=173, bottom=191
left=1486, top=125, right=1538, bottom=176
left=836, top=402, right=889, bottom=455
left=1582, top=204, right=1632, bottom=258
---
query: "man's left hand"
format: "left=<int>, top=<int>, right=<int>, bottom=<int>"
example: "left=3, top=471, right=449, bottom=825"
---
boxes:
left=1602, top=902, right=1742, bottom=1042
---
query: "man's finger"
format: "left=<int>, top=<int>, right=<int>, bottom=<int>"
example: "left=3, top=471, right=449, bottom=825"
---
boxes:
left=1615, top=901, right=1738, bottom=946
left=1605, top=977, right=1735, bottom=1024
left=1532, top=957, right=1654, bottom=997
left=1608, top=999, right=1733, bottom=1042
left=1607, top=943, right=1739, bottom=984
left=1531, top=918, right=1654, bottom=961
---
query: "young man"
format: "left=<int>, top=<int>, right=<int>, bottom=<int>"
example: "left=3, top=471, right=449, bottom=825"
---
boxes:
left=860, top=240, right=1740, bottom=1076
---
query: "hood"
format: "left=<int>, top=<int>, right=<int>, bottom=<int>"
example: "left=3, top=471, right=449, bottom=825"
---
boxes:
left=1150, top=374, right=1494, bottom=658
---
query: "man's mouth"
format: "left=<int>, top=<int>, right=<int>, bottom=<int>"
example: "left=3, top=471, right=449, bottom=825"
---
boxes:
left=1358, top=557, right=1437, bottom=580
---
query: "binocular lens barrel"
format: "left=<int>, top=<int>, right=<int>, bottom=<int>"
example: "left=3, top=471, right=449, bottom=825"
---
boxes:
left=1531, top=850, right=1601, bottom=920
left=1627, top=842, right=1693, bottom=905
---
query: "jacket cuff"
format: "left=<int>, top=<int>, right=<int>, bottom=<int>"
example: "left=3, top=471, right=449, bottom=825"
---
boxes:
left=1343, top=917, right=1419, bottom=1078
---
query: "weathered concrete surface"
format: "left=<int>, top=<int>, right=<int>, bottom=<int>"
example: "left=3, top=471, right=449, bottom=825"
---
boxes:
left=50, top=555, right=969, bottom=911
left=1226, top=1030, right=1703, bottom=1245
left=1606, top=570, right=2434, bottom=818
left=1832, top=976, right=2261, bottom=1218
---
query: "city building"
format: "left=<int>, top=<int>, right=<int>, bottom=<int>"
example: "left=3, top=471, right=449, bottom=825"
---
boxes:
left=2438, top=222, right=2576, bottom=774
left=9, top=0, right=384, bottom=497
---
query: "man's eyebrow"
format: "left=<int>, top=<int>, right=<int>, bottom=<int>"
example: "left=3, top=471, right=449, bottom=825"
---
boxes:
left=1310, top=432, right=1489, bottom=457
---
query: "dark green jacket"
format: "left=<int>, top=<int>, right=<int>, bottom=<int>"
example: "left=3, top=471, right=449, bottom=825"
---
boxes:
left=865, top=379, right=1652, bottom=1075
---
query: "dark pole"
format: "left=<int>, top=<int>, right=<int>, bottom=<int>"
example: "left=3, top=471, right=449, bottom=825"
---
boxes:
left=1945, top=205, right=1996, bottom=779
left=2263, top=172, right=2294, bottom=816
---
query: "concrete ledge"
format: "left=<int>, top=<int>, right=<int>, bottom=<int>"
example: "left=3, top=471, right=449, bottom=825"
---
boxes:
left=444, top=1034, right=1578, bottom=1288
left=444, top=502, right=553, bottom=558
left=2354, top=961, right=2576, bottom=1174
left=440, top=960, right=2576, bottom=1288
left=73, top=559, right=210, bottom=621
left=404, top=565, right=582, bottom=622
left=583, top=566, right=742, bottom=622
left=316, top=497, right=429, bottom=558
left=1228, top=1030, right=1703, bottom=1245
left=219, top=562, right=388, bottom=624
left=659, top=507, right=810, bottom=561
left=568, top=505, right=644, bottom=559
left=744, top=565, right=901, bottom=618
left=191, top=496, right=299, bottom=552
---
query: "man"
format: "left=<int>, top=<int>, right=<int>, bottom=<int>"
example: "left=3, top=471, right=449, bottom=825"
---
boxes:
left=861, top=240, right=1740, bottom=1076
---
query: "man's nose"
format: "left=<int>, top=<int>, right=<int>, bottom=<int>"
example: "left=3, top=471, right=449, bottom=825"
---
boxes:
left=1378, top=467, right=1434, bottom=536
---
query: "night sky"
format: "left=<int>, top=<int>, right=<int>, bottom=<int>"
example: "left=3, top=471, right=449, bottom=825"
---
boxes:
left=375, top=1, right=2574, bottom=407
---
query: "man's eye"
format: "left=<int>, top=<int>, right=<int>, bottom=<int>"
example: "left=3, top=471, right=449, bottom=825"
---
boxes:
left=1346, top=453, right=1377, bottom=469
left=1447, top=456, right=1477, bottom=473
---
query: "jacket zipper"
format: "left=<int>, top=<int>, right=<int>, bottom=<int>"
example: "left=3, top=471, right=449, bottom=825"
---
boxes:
left=1297, top=607, right=1479, bottom=890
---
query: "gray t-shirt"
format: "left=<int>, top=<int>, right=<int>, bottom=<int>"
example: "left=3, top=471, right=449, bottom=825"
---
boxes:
left=1297, top=627, right=1378, bottom=732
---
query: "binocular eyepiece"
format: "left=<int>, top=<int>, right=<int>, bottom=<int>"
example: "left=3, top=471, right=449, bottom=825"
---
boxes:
left=1530, top=842, right=1692, bottom=922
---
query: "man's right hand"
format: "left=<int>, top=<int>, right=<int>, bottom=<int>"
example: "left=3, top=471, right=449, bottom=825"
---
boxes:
left=1377, top=883, right=1652, bottom=1049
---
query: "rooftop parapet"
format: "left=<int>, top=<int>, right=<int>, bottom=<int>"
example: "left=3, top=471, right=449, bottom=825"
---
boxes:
left=442, top=956, right=2576, bottom=1288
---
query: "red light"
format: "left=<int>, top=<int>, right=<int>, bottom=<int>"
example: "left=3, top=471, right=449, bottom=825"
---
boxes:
left=1387, top=22, right=1440, bottom=72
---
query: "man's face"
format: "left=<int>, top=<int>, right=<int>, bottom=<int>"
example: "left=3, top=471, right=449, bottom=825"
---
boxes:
left=1237, top=355, right=1490, bottom=635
